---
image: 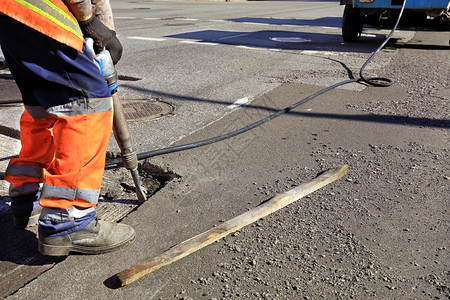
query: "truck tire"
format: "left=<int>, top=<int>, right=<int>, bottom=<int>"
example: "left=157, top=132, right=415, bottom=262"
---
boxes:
left=342, top=4, right=363, bottom=42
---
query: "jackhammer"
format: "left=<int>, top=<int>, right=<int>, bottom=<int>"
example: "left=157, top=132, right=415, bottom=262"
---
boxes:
left=85, top=38, right=147, bottom=203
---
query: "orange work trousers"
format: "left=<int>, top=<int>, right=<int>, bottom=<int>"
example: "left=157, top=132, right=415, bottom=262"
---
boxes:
left=5, top=104, right=113, bottom=209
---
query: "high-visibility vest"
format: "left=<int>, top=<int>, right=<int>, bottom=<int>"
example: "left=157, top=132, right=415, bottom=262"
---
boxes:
left=0, top=0, right=84, bottom=52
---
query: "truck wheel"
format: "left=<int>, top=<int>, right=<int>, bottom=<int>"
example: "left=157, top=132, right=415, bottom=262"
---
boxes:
left=342, top=4, right=363, bottom=42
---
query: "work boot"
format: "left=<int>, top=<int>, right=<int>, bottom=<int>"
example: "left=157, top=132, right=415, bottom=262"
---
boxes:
left=9, top=190, right=42, bottom=228
left=38, top=218, right=135, bottom=256
left=12, top=204, right=42, bottom=228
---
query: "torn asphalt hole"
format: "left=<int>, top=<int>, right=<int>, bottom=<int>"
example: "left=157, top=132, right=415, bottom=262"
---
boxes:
left=102, top=159, right=180, bottom=202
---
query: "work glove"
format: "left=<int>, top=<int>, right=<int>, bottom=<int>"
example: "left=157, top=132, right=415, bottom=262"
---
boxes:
left=79, top=15, right=123, bottom=64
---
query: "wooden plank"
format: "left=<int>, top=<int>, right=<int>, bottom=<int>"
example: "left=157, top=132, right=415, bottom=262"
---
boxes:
left=116, top=165, right=348, bottom=286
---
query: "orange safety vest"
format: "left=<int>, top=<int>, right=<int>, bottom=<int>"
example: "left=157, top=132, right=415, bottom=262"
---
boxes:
left=0, top=0, right=84, bottom=52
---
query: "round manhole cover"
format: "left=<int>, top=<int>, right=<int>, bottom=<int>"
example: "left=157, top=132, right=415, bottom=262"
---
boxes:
left=121, top=100, right=174, bottom=121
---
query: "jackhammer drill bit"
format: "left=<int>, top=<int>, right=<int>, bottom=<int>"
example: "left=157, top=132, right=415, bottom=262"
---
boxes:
left=112, top=93, right=147, bottom=203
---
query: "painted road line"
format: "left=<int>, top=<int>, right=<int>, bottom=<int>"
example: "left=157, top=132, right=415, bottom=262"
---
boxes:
left=270, top=37, right=311, bottom=43
left=361, top=33, right=377, bottom=37
left=179, top=40, right=219, bottom=46
left=218, top=33, right=250, bottom=41
left=243, top=22, right=269, bottom=26
left=301, top=50, right=338, bottom=56
left=228, top=97, right=250, bottom=109
left=236, top=46, right=280, bottom=52
left=128, top=37, right=167, bottom=41
left=144, top=17, right=160, bottom=20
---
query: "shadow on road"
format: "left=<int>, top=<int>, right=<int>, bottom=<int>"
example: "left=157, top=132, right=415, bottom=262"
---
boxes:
left=0, top=197, right=62, bottom=267
left=386, top=40, right=450, bottom=50
left=165, top=29, right=387, bottom=53
left=121, top=84, right=450, bottom=130
left=227, top=16, right=342, bottom=28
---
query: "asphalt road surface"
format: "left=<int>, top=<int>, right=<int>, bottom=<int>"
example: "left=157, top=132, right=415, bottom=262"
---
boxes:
left=105, top=0, right=416, bottom=153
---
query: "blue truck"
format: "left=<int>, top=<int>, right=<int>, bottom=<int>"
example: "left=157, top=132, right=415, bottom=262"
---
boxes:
left=340, top=0, right=450, bottom=42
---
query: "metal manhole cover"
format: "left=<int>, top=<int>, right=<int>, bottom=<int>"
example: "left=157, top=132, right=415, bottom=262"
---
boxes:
left=121, top=100, right=174, bottom=121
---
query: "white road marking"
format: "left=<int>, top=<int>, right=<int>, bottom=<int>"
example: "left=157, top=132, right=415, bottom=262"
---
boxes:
left=270, top=37, right=311, bottom=43
left=179, top=40, right=218, bottom=46
left=361, top=33, right=377, bottom=37
left=218, top=33, right=250, bottom=41
left=228, top=97, right=250, bottom=109
left=301, top=50, right=338, bottom=56
left=243, top=22, right=269, bottom=26
left=236, top=46, right=280, bottom=52
left=144, top=17, right=160, bottom=20
left=128, top=37, right=167, bottom=41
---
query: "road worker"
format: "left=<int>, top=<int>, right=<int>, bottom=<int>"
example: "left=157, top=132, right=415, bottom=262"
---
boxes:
left=0, top=0, right=135, bottom=256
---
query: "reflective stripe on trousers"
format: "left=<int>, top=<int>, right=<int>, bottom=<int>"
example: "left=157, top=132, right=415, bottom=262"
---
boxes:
left=5, top=100, right=113, bottom=209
